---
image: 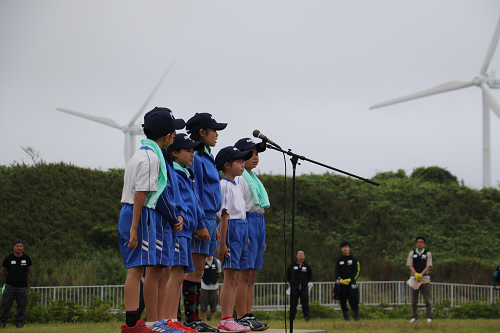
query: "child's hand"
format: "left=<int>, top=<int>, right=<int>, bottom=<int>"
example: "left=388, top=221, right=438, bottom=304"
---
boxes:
left=218, top=243, right=229, bottom=262
left=216, top=228, right=220, bottom=241
left=196, top=227, right=210, bottom=241
left=128, top=228, right=138, bottom=249
left=173, top=216, right=184, bottom=232
left=248, top=239, right=251, bottom=249
left=264, top=243, right=267, bottom=252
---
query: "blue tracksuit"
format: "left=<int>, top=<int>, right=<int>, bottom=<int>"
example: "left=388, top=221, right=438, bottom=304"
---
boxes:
left=174, top=166, right=203, bottom=239
left=154, top=152, right=188, bottom=265
left=189, top=150, right=221, bottom=224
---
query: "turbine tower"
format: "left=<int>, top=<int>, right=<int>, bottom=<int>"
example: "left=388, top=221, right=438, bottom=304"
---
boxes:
left=370, top=15, right=500, bottom=188
left=56, top=61, right=175, bottom=164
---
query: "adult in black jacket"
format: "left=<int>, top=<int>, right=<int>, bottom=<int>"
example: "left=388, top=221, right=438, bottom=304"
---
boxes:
left=286, top=249, right=312, bottom=322
left=334, top=241, right=360, bottom=322
left=0, top=240, right=32, bottom=329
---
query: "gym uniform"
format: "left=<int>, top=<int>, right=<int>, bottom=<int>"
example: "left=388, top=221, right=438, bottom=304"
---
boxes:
left=154, top=152, right=188, bottom=267
left=217, top=178, right=249, bottom=270
left=173, top=162, right=204, bottom=273
left=236, top=175, right=266, bottom=271
left=118, top=147, right=160, bottom=268
left=190, top=148, right=221, bottom=256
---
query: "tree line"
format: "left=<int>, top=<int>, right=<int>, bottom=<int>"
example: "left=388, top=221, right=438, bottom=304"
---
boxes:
left=0, top=162, right=498, bottom=286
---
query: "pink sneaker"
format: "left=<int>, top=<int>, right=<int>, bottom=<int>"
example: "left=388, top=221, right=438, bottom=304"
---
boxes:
left=218, top=318, right=250, bottom=332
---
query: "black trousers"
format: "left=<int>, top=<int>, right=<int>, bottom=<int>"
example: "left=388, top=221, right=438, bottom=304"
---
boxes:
left=339, top=284, right=359, bottom=312
left=0, top=285, right=29, bottom=328
left=290, top=289, right=310, bottom=320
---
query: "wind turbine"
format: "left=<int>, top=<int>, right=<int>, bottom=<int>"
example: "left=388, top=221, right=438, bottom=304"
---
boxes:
left=370, top=15, right=500, bottom=188
left=56, top=61, right=175, bottom=164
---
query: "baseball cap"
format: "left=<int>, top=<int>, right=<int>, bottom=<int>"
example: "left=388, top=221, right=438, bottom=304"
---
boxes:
left=215, top=146, right=253, bottom=171
left=12, top=239, right=24, bottom=246
left=186, top=113, right=227, bottom=133
left=234, top=138, right=266, bottom=153
left=142, top=107, right=185, bottom=139
left=169, top=133, right=204, bottom=152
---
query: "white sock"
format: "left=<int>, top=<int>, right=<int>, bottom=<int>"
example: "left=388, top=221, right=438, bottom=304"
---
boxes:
left=146, top=321, right=157, bottom=327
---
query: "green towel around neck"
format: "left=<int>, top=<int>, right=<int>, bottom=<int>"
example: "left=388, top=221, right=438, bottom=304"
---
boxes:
left=242, top=169, right=270, bottom=209
left=173, top=161, right=190, bottom=178
left=141, top=139, right=168, bottom=208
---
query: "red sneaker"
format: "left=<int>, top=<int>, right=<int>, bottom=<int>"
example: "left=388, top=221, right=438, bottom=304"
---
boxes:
left=121, top=320, right=156, bottom=332
left=167, top=320, right=198, bottom=333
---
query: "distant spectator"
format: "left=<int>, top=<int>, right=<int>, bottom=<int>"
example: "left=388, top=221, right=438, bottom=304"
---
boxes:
left=200, top=256, right=222, bottom=323
left=334, top=241, right=360, bottom=322
left=0, top=240, right=32, bottom=329
left=286, top=249, right=312, bottom=322
left=407, top=236, right=433, bottom=323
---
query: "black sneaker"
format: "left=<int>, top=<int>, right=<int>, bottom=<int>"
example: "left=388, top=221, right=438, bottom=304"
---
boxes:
left=184, top=320, right=219, bottom=333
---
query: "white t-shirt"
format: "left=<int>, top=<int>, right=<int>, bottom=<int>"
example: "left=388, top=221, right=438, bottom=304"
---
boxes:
left=217, top=178, right=246, bottom=220
left=121, top=148, right=160, bottom=207
left=201, top=257, right=222, bottom=290
left=235, top=176, right=265, bottom=214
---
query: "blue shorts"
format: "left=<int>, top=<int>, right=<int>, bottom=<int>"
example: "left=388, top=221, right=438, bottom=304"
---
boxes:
left=218, top=219, right=248, bottom=270
left=240, top=212, right=266, bottom=271
left=155, top=211, right=173, bottom=267
left=173, top=235, right=195, bottom=273
left=118, top=204, right=156, bottom=268
left=192, top=219, right=218, bottom=256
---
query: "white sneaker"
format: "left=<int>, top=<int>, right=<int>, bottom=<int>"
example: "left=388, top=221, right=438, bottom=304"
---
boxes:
left=427, top=318, right=432, bottom=323
left=410, top=318, right=418, bottom=323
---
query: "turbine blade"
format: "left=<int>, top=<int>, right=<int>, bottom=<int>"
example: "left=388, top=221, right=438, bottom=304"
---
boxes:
left=480, top=14, right=500, bottom=75
left=127, top=60, right=175, bottom=128
left=56, top=107, right=123, bottom=129
left=480, top=83, right=500, bottom=119
left=370, top=80, right=474, bottom=110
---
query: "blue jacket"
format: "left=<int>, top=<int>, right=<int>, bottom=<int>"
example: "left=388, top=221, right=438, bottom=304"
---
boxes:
left=174, top=166, right=204, bottom=239
left=155, top=152, right=188, bottom=228
left=189, top=150, right=221, bottom=225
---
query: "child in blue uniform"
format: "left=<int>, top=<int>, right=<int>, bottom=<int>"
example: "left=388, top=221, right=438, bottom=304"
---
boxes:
left=183, top=113, right=227, bottom=331
left=214, top=146, right=253, bottom=332
left=233, top=138, right=270, bottom=331
left=118, top=108, right=185, bottom=333
left=162, top=134, right=212, bottom=333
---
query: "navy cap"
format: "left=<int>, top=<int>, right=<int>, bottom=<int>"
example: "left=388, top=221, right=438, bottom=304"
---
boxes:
left=186, top=113, right=227, bottom=134
left=169, top=133, right=204, bottom=152
left=12, top=239, right=24, bottom=247
left=215, top=146, right=253, bottom=171
left=234, top=138, right=266, bottom=153
left=142, top=107, right=185, bottom=139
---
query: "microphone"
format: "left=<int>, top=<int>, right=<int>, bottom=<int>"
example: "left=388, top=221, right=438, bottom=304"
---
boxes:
left=253, top=130, right=282, bottom=149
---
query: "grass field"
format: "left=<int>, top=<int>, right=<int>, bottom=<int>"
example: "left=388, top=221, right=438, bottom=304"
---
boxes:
left=2, top=319, right=500, bottom=333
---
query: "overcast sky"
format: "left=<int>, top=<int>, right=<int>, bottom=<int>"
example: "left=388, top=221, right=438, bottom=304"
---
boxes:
left=1, top=1, right=500, bottom=189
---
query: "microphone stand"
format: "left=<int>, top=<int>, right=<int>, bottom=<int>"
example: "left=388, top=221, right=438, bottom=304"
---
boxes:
left=265, top=144, right=379, bottom=333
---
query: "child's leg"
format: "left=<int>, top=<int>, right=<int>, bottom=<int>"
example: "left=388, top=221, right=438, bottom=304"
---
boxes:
left=124, top=266, right=144, bottom=311
left=220, top=268, right=241, bottom=318
left=157, top=265, right=172, bottom=320
left=144, top=264, right=164, bottom=323
left=164, top=265, right=185, bottom=319
left=124, top=266, right=143, bottom=328
left=235, top=268, right=252, bottom=318
left=183, top=252, right=205, bottom=323
left=246, top=270, right=258, bottom=314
